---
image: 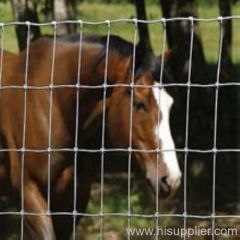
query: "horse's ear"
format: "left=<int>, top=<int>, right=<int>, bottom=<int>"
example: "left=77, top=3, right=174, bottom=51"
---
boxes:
left=158, top=49, right=173, bottom=63
left=117, top=57, right=132, bottom=81
left=83, top=98, right=111, bottom=132
left=135, top=43, right=153, bottom=71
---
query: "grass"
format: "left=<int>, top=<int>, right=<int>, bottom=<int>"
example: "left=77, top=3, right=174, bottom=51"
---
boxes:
left=0, top=2, right=240, bottom=240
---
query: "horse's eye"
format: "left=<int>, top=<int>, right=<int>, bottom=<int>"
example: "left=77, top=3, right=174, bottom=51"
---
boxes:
left=134, top=100, right=148, bottom=111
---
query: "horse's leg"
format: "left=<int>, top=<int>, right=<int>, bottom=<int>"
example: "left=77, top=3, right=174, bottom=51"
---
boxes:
left=51, top=165, right=93, bottom=240
left=49, top=166, right=74, bottom=240
left=0, top=156, right=10, bottom=238
left=23, top=179, right=56, bottom=240
left=51, top=189, right=91, bottom=240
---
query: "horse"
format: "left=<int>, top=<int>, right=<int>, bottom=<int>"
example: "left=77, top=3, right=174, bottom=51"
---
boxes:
left=0, top=34, right=182, bottom=239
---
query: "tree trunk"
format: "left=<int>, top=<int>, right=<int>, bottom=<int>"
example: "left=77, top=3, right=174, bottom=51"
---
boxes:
left=219, top=0, right=232, bottom=82
left=160, top=0, right=177, bottom=48
left=160, top=0, right=199, bottom=47
left=43, top=0, right=54, bottom=21
left=159, top=0, right=207, bottom=84
left=135, top=0, right=152, bottom=53
left=218, top=0, right=239, bottom=212
left=54, top=0, right=68, bottom=34
left=54, top=0, right=76, bottom=35
left=11, top=0, right=41, bottom=51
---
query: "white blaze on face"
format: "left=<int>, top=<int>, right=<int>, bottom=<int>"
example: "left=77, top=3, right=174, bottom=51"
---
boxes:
left=153, top=83, right=182, bottom=188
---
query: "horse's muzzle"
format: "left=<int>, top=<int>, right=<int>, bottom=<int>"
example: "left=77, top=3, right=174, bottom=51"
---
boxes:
left=159, top=175, right=181, bottom=198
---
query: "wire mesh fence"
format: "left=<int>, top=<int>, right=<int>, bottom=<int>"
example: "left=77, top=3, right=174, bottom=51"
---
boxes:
left=0, top=17, right=239, bottom=240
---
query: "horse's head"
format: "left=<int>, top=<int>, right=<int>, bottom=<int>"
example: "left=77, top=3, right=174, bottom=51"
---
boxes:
left=82, top=36, right=181, bottom=198
left=106, top=68, right=181, bottom=197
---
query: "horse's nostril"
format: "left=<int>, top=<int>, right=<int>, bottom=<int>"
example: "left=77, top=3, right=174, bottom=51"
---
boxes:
left=159, top=176, right=170, bottom=197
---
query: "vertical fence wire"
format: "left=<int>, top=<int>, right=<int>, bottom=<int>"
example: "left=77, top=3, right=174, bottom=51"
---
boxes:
left=72, top=20, right=83, bottom=240
left=0, top=23, right=4, bottom=113
left=183, top=17, right=194, bottom=240
left=127, top=18, right=138, bottom=240
left=99, top=20, right=111, bottom=240
left=155, top=18, right=167, bottom=240
left=47, top=21, right=57, bottom=238
left=0, top=23, right=4, bottom=88
left=20, top=21, right=31, bottom=240
left=211, top=16, right=224, bottom=240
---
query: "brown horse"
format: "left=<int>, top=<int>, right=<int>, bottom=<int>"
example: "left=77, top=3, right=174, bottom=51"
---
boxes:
left=0, top=35, right=181, bottom=239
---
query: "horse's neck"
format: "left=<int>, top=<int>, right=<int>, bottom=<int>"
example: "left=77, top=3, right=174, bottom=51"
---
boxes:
left=1, top=50, right=21, bottom=85
left=0, top=49, right=16, bottom=59
left=96, top=52, right=131, bottom=85
left=68, top=43, right=132, bottom=86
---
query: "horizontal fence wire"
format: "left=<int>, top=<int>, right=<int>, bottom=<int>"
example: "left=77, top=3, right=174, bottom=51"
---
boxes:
left=0, top=147, right=240, bottom=153
left=0, top=16, right=239, bottom=240
left=0, top=15, right=240, bottom=26
left=0, top=211, right=240, bottom=219
left=1, top=82, right=240, bottom=89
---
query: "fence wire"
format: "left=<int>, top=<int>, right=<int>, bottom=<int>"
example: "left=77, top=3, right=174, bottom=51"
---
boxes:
left=0, top=17, right=239, bottom=240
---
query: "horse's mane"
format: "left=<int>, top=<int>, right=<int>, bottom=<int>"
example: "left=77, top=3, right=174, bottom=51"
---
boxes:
left=44, top=34, right=174, bottom=84
left=52, top=34, right=133, bottom=58
left=81, top=34, right=174, bottom=83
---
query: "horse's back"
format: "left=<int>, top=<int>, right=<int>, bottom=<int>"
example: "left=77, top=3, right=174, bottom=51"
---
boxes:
left=0, top=36, right=106, bottom=189
left=0, top=38, right=81, bottom=187
left=0, top=50, right=15, bottom=194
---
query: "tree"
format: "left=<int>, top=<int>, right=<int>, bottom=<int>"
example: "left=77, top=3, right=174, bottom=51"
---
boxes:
left=10, top=0, right=78, bottom=50
left=159, top=0, right=175, bottom=48
left=11, top=0, right=41, bottom=50
left=160, top=0, right=207, bottom=84
left=54, top=0, right=77, bottom=34
left=134, top=0, right=152, bottom=53
left=219, top=0, right=232, bottom=82
left=217, top=0, right=239, bottom=211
